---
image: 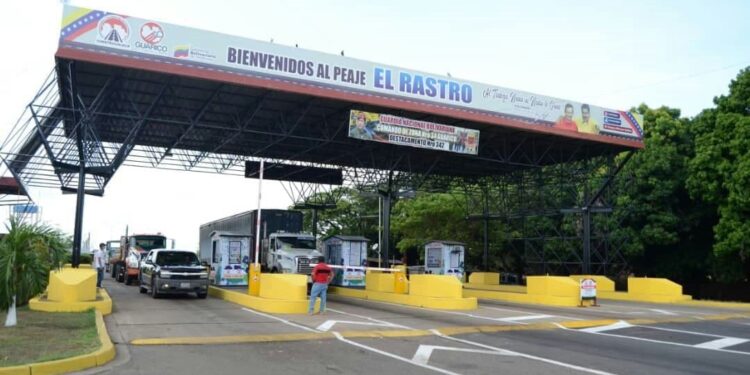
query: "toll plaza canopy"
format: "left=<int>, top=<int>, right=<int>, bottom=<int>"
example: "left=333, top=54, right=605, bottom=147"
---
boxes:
left=4, top=5, right=644, bottom=195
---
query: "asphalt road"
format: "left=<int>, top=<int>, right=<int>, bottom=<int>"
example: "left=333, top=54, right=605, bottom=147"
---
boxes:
left=73, top=275, right=750, bottom=375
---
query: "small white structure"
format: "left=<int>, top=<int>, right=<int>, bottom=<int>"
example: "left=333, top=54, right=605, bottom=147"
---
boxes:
left=324, top=235, right=369, bottom=287
left=424, top=240, right=465, bottom=279
left=209, top=231, right=252, bottom=286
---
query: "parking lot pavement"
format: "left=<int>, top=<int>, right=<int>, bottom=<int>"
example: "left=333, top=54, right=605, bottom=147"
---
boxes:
left=82, top=277, right=750, bottom=375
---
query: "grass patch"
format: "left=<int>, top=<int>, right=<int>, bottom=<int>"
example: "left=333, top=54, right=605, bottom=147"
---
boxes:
left=0, top=306, right=100, bottom=367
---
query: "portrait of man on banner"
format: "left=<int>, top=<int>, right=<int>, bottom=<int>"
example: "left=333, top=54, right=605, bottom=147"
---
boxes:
left=348, top=111, right=374, bottom=140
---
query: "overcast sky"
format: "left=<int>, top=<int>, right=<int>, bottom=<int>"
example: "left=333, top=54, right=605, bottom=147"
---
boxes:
left=0, top=0, right=748, bottom=251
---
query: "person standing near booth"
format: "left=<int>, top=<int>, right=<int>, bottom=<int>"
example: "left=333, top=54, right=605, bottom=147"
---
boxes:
left=308, top=256, right=333, bottom=315
left=93, top=243, right=107, bottom=288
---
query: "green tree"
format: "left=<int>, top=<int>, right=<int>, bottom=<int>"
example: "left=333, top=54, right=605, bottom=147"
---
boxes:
left=1, top=217, right=69, bottom=327
left=391, top=192, right=511, bottom=271
left=687, top=67, right=750, bottom=282
left=608, top=104, right=717, bottom=282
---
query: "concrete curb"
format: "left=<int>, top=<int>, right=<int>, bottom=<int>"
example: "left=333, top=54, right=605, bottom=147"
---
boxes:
left=0, top=311, right=115, bottom=375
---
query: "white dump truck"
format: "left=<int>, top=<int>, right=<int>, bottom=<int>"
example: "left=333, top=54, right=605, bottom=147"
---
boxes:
left=200, top=210, right=322, bottom=278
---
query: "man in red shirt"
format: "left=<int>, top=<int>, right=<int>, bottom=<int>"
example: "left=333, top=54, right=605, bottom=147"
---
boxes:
left=308, top=256, right=333, bottom=315
left=554, top=103, right=579, bottom=132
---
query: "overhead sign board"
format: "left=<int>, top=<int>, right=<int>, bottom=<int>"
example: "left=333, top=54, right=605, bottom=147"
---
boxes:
left=58, top=6, right=644, bottom=145
left=348, top=110, right=479, bottom=155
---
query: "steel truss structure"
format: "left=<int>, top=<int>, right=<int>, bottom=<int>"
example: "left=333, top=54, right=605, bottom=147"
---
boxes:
left=0, top=59, right=636, bottom=270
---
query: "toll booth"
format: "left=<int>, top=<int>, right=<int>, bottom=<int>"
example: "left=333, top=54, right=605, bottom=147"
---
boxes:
left=324, top=235, right=369, bottom=287
left=424, top=241, right=465, bottom=279
left=210, top=231, right=252, bottom=286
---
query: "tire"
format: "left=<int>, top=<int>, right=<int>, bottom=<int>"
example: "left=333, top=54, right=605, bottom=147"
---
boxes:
left=270, top=267, right=278, bottom=273
left=150, top=277, right=160, bottom=299
left=197, top=292, right=208, bottom=299
left=115, top=265, right=124, bottom=283
left=138, top=272, right=147, bottom=293
left=125, top=274, right=132, bottom=285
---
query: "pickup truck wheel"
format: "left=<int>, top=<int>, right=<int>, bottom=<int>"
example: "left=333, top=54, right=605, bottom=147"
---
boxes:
left=150, top=277, right=160, bottom=299
left=197, top=292, right=208, bottom=299
left=125, top=274, right=132, bottom=285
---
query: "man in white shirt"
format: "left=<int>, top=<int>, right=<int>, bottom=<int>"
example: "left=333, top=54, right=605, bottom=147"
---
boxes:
left=93, top=243, right=107, bottom=288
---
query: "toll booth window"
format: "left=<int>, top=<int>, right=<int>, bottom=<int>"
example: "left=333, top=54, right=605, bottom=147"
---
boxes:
left=349, top=242, right=362, bottom=265
left=450, top=250, right=461, bottom=268
left=228, top=241, right=241, bottom=264
left=426, top=247, right=441, bottom=268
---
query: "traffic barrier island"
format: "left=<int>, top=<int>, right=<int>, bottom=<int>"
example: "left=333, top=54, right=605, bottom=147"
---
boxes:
left=0, top=311, right=115, bottom=375
left=599, top=277, right=692, bottom=303
left=463, top=276, right=580, bottom=307
left=210, top=273, right=316, bottom=314
left=29, top=268, right=112, bottom=315
left=331, top=274, right=476, bottom=310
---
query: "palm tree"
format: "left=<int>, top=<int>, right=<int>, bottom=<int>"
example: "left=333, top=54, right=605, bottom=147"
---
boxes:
left=0, top=217, right=69, bottom=327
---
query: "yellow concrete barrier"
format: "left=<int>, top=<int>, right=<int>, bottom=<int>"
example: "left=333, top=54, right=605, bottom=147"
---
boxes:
left=597, top=277, right=692, bottom=303
left=0, top=311, right=115, bottom=375
left=569, top=275, right=615, bottom=292
left=210, top=286, right=316, bottom=314
left=393, top=268, right=408, bottom=294
left=463, top=276, right=580, bottom=307
left=47, top=268, right=96, bottom=303
left=259, top=274, right=307, bottom=300
left=410, top=275, right=462, bottom=298
left=468, top=272, right=500, bottom=285
left=29, top=288, right=112, bottom=315
left=332, top=274, right=476, bottom=310
left=366, top=271, right=395, bottom=293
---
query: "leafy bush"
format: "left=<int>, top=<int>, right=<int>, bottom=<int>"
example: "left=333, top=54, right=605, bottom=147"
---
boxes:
left=0, top=217, right=70, bottom=310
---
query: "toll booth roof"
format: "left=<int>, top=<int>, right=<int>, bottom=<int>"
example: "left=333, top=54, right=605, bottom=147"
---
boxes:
left=46, top=5, right=643, bottom=180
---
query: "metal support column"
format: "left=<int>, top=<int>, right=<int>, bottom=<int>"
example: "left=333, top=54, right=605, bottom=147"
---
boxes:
left=482, top=191, right=489, bottom=271
left=70, top=61, right=85, bottom=268
left=381, top=192, right=392, bottom=267
left=311, top=208, right=318, bottom=239
left=582, top=207, right=591, bottom=274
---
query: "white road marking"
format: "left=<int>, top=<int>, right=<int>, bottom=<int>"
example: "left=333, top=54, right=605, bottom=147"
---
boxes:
left=326, top=307, right=412, bottom=329
left=557, top=323, right=750, bottom=356
left=694, top=337, right=749, bottom=350
left=430, top=329, right=618, bottom=375
left=412, top=344, right=515, bottom=365
left=580, top=321, right=632, bottom=333
left=649, top=309, right=677, bottom=316
left=635, top=324, right=728, bottom=338
left=332, top=332, right=462, bottom=375
left=241, top=307, right=319, bottom=332
left=316, top=319, right=400, bottom=332
left=499, top=314, right=555, bottom=322
left=481, top=305, right=584, bottom=321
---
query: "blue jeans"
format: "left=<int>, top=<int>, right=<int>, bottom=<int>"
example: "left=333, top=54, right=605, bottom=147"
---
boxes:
left=308, top=282, right=328, bottom=314
left=96, top=267, right=104, bottom=288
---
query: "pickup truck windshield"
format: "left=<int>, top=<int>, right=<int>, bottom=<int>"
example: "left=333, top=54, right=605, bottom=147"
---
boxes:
left=277, top=237, right=316, bottom=250
left=156, top=251, right=200, bottom=266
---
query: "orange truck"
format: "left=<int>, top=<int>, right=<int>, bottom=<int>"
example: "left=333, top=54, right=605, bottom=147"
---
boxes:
left=110, top=233, right=168, bottom=285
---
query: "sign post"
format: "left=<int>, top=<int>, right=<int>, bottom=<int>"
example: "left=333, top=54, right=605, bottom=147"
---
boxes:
left=579, top=278, right=598, bottom=307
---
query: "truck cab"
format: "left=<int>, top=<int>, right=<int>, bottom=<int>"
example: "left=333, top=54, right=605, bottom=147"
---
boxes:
left=265, top=232, right=321, bottom=277
left=115, top=234, right=168, bottom=285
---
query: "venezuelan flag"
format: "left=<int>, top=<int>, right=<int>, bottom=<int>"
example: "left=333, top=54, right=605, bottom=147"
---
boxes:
left=173, top=45, right=190, bottom=58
